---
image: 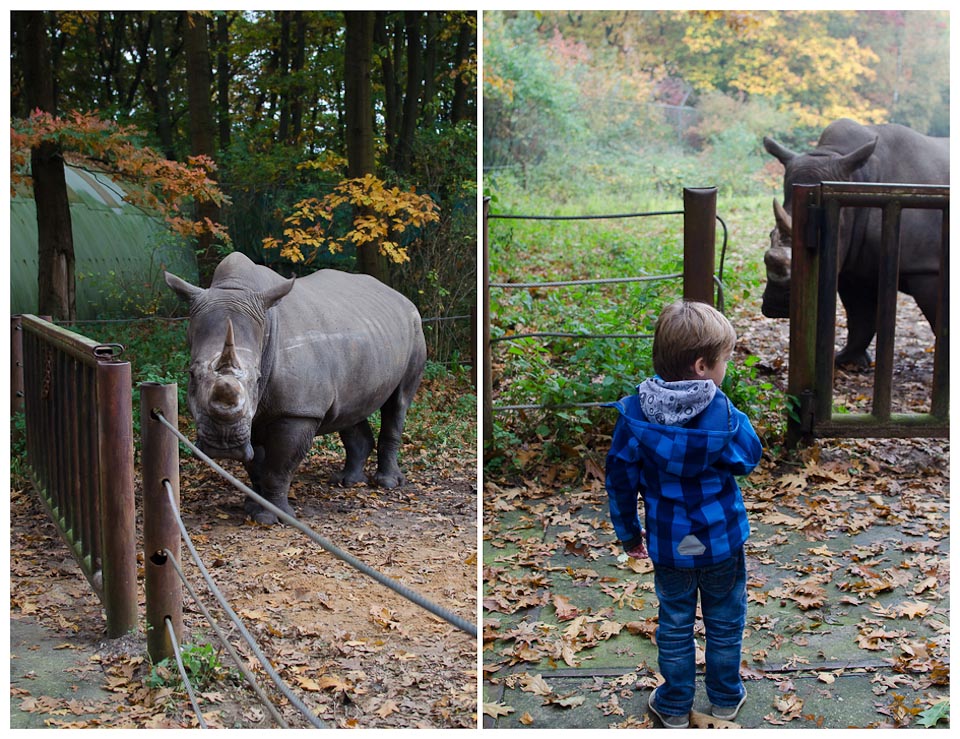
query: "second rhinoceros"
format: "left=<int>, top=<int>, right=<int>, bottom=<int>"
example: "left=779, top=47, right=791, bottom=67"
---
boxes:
left=164, top=252, right=426, bottom=524
left=762, top=118, right=948, bottom=367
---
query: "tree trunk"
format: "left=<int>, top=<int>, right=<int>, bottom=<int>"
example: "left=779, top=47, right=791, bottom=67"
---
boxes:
left=375, top=12, right=399, bottom=159
left=421, top=12, right=439, bottom=120
left=150, top=13, right=176, bottom=159
left=183, top=11, right=221, bottom=286
left=395, top=11, right=424, bottom=174
left=344, top=11, right=388, bottom=284
left=289, top=11, right=306, bottom=144
left=216, top=12, right=231, bottom=152
left=277, top=11, right=291, bottom=144
left=21, top=11, right=76, bottom=320
left=451, top=18, right=474, bottom=124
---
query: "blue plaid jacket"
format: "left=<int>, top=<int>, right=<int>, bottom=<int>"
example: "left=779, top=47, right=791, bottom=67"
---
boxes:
left=605, top=387, right=762, bottom=568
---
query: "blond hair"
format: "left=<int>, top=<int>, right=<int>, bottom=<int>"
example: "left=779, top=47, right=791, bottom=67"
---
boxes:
left=652, top=300, right=736, bottom=381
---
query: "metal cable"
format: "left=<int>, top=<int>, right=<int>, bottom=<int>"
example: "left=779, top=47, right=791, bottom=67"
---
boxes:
left=164, top=617, right=208, bottom=729
left=154, top=411, right=477, bottom=638
left=163, top=484, right=326, bottom=729
left=162, top=540, right=289, bottom=728
left=489, top=273, right=682, bottom=289
left=488, top=209, right=684, bottom=221
left=490, top=332, right=654, bottom=344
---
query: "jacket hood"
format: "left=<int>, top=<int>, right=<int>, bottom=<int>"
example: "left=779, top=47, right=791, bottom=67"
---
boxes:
left=638, top=377, right=716, bottom=426
left=609, top=387, right=740, bottom=479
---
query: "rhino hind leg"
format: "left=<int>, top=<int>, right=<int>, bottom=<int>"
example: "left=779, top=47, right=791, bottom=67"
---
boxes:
left=900, top=273, right=940, bottom=333
left=373, top=372, right=422, bottom=489
left=243, top=418, right=315, bottom=525
left=332, top=421, right=375, bottom=486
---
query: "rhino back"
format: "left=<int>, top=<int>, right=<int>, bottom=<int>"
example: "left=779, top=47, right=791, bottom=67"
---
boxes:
left=819, top=119, right=949, bottom=185
left=815, top=120, right=948, bottom=277
left=260, top=269, right=425, bottom=429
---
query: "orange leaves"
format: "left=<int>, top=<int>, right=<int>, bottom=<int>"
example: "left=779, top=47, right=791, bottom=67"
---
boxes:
left=262, top=174, right=440, bottom=265
left=11, top=109, right=230, bottom=244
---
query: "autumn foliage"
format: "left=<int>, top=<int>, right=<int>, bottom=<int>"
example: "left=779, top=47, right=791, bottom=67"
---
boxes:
left=262, top=173, right=440, bottom=265
left=11, top=109, right=231, bottom=245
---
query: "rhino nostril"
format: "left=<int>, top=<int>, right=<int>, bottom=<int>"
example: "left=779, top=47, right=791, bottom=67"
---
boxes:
left=209, top=376, right=244, bottom=417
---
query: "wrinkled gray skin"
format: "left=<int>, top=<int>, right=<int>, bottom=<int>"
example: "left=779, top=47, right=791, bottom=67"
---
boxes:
left=165, top=252, right=426, bottom=525
left=762, top=118, right=949, bottom=367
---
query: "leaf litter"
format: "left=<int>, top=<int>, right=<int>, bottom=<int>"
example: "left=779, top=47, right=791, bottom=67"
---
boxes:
left=11, top=372, right=477, bottom=729
left=484, top=295, right=948, bottom=728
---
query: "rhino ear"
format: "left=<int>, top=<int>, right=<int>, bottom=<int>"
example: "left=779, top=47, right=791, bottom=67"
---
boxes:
left=164, top=271, right=204, bottom=303
left=260, top=277, right=295, bottom=310
left=838, top=137, right=877, bottom=177
left=763, top=136, right=796, bottom=165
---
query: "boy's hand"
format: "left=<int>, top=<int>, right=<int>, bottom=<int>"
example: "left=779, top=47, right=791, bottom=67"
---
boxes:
left=626, top=540, right=648, bottom=559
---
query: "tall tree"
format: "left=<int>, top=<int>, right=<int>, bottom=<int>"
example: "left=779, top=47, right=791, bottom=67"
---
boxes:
left=18, top=11, right=77, bottom=320
left=183, top=11, right=221, bottom=285
left=344, top=11, right=388, bottom=283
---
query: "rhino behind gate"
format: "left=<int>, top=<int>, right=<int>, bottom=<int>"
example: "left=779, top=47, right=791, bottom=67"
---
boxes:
left=165, top=252, right=426, bottom=524
left=762, top=118, right=949, bottom=367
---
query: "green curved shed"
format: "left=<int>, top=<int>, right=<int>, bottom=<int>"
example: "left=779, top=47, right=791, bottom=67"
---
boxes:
left=10, top=166, right=199, bottom=319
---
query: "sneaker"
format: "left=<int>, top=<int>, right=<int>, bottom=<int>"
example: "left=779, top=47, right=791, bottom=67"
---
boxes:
left=711, top=691, right=747, bottom=721
left=648, top=686, right=690, bottom=729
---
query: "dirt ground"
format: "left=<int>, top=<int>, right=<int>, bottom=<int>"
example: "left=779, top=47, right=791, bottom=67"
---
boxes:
left=10, top=444, right=478, bottom=729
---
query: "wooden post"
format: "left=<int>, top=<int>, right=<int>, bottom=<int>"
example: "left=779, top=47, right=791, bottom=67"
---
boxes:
left=786, top=184, right=820, bottom=448
left=96, top=360, right=138, bottom=637
left=140, top=382, right=182, bottom=662
left=682, top=187, right=717, bottom=306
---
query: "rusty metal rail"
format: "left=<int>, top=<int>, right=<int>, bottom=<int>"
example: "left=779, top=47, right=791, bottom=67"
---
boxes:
left=16, top=314, right=137, bottom=637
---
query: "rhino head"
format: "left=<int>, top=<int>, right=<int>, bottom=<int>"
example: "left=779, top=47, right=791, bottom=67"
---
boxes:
left=760, top=134, right=878, bottom=319
left=163, top=270, right=295, bottom=463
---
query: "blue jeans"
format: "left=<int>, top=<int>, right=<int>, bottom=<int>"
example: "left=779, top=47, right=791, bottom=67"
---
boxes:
left=651, top=548, right=747, bottom=716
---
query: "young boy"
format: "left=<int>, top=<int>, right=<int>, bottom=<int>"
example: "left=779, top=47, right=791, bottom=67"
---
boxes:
left=605, top=300, right=762, bottom=728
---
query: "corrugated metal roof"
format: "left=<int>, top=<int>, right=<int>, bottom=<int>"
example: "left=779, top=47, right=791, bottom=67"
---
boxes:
left=10, top=166, right=199, bottom=319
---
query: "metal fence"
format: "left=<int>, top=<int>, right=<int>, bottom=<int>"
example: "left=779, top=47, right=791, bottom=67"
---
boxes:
left=482, top=188, right=725, bottom=439
left=14, top=314, right=137, bottom=637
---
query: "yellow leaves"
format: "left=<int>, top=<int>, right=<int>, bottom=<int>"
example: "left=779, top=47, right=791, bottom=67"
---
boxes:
left=262, top=174, right=439, bottom=265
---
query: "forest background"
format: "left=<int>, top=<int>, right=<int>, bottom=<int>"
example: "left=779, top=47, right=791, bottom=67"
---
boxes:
left=10, top=9, right=477, bottom=367
left=483, top=9, right=949, bottom=454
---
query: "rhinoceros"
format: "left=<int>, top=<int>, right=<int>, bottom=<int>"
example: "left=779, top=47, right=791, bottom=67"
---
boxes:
left=164, top=252, right=426, bottom=524
left=762, top=118, right=949, bottom=367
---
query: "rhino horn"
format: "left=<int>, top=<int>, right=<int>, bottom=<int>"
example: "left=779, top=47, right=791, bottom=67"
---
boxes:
left=215, top=319, right=240, bottom=371
left=773, top=199, right=793, bottom=237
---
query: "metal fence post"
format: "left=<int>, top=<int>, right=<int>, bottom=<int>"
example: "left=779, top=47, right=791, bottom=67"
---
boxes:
left=12, top=315, right=24, bottom=417
left=141, top=382, right=183, bottom=663
left=682, top=187, right=717, bottom=306
left=96, top=360, right=138, bottom=637
left=482, top=196, right=493, bottom=442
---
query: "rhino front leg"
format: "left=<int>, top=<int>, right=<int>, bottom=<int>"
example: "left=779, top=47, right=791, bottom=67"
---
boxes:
left=243, top=417, right=317, bottom=525
left=331, top=421, right=374, bottom=486
left=836, top=278, right=877, bottom=369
